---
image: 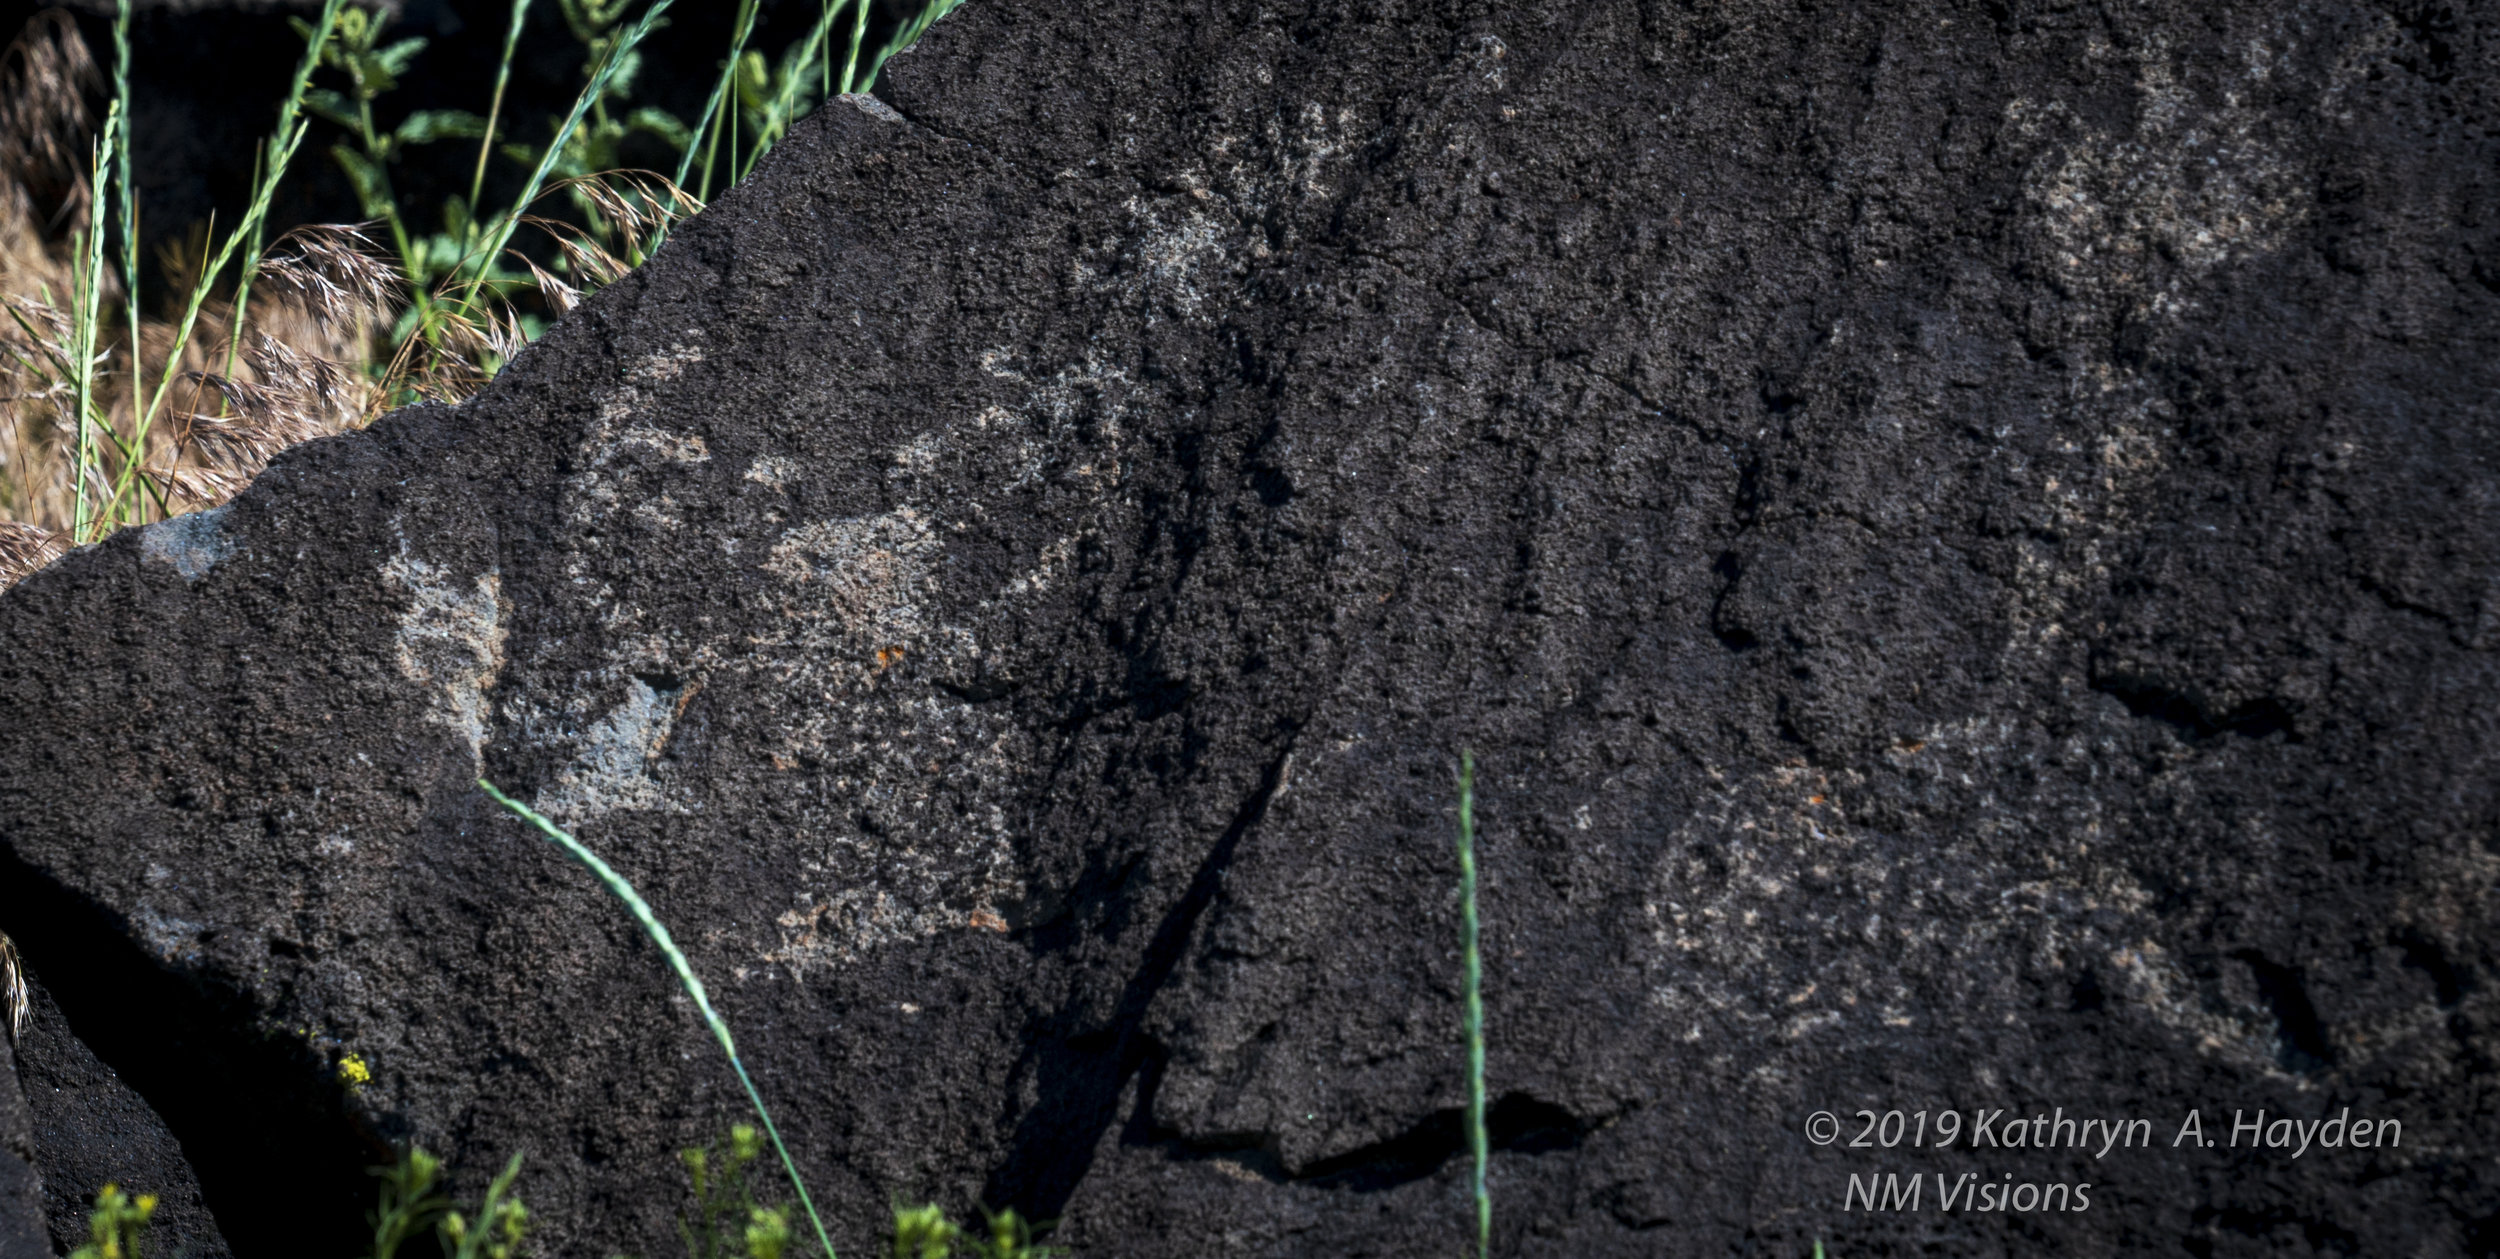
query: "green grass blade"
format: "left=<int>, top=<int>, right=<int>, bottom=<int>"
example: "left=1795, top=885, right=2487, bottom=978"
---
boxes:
left=819, top=0, right=834, bottom=100
left=69, top=108, right=116, bottom=542
left=1457, top=751, right=1490, bottom=1259
left=468, top=0, right=535, bottom=224
left=112, top=0, right=137, bottom=527
left=114, top=0, right=342, bottom=521
left=742, top=0, right=844, bottom=180
left=675, top=0, right=761, bottom=201
left=465, top=0, right=676, bottom=312
left=838, top=0, right=869, bottom=95
left=477, top=779, right=837, bottom=1259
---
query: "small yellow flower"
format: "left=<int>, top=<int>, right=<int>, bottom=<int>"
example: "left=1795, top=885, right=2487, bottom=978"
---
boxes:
left=337, top=1054, right=371, bottom=1087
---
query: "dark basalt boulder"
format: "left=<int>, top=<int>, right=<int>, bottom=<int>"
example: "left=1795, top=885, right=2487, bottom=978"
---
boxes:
left=13, top=970, right=230, bottom=1259
left=1, top=1031, right=43, bottom=1259
left=1, top=0, right=2495, bottom=1255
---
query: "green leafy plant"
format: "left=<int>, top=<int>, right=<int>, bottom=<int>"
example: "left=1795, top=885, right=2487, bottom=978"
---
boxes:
left=1456, top=751, right=1490, bottom=1259
left=67, top=1183, right=154, bottom=1259
left=887, top=1204, right=1055, bottom=1259
left=0, top=0, right=974, bottom=565
left=441, top=1158, right=532, bottom=1259
left=295, top=6, right=479, bottom=322
left=369, top=1146, right=452, bottom=1259
left=367, top=1145, right=531, bottom=1259
left=679, top=1124, right=796, bottom=1259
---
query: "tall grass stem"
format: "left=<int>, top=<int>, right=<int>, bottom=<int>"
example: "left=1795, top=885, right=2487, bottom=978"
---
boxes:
left=477, top=779, right=836, bottom=1259
left=819, top=0, right=834, bottom=100
left=674, top=0, right=758, bottom=202
left=469, top=0, right=535, bottom=224
left=112, top=0, right=137, bottom=510
left=1457, top=751, right=1490, bottom=1259
left=838, top=0, right=869, bottom=94
left=114, top=0, right=342, bottom=519
left=69, top=113, right=115, bottom=541
left=464, top=0, right=675, bottom=312
left=744, top=0, right=844, bottom=180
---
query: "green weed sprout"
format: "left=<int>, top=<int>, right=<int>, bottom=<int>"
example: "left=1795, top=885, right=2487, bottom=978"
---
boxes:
left=888, top=1204, right=1054, bottom=1259
left=680, top=1124, right=770, bottom=1259
left=675, top=1123, right=816, bottom=1259
left=1457, top=751, right=1489, bottom=1259
left=743, top=1206, right=795, bottom=1259
left=67, top=1183, right=153, bottom=1259
left=370, top=1146, right=451, bottom=1259
left=890, top=1205, right=953, bottom=1259
left=368, top=1145, right=529, bottom=1259
left=477, top=779, right=834, bottom=1259
left=441, top=1153, right=531, bottom=1259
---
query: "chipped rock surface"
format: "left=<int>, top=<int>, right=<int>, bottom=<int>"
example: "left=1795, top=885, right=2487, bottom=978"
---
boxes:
left=2, top=0, right=2496, bottom=1255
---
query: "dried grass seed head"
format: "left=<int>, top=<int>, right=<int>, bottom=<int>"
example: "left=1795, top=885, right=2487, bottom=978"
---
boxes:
left=0, top=11, right=100, bottom=231
left=0, top=929, right=25, bottom=1043
left=0, top=519, right=63, bottom=593
left=258, top=224, right=403, bottom=328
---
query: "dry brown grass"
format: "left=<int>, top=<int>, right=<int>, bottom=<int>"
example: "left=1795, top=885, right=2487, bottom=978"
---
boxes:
left=0, top=12, right=396, bottom=585
left=0, top=927, right=25, bottom=1045
left=0, top=11, right=691, bottom=591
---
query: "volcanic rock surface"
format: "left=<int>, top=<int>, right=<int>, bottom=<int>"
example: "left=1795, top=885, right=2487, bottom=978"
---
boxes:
left=0, top=1032, right=41, bottom=1259
left=2, top=0, right=2496, bottom=1255
left=14, top=971, right=230, bottom=1259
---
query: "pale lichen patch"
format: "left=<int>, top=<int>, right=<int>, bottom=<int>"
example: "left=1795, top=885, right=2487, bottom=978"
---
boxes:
left=611, top=425, right=711, bottom=464
left=766, top=509, right=941, bottom=645
left=2012, top=31, right=2307, bottom=331
left=744, top=455, right=801, bottom=489
left=382, top=543, right=507, bottom=763
left=627, top=342, right=705, bottom=384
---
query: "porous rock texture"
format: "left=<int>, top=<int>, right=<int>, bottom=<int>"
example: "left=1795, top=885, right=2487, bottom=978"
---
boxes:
left=14, top=971, right=230, bottom=1258
left=0, top=1032, right=43, bottom=1259
left=2, top=0, right=2496, bottom=1254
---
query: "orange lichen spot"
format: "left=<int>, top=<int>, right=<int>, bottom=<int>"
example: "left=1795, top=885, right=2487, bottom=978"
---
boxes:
left=1807, top=795, right=1825, bottom=805
left=875, top=645, right=907, bottom=671
left=967, top=908, right=1008, bottom=933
